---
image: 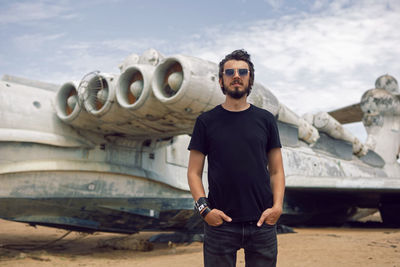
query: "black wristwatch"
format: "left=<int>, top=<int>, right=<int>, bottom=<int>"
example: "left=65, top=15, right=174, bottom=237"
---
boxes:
left=194, top=197, right=210, bottom=218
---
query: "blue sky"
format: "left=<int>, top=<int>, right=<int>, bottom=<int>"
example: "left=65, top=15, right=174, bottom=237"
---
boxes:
left=1, top=0, right=400, bottom=141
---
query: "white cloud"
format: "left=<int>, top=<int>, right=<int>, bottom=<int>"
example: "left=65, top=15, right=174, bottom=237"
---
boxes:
left=100, top=39, right=168, bottom=53
left=264, top=0, right=284, bottom=10
left=0, top=1, right=76, bottom=25
left=13, top=33, right=66, bottom=51
left=177, top=0, right=400, bottom=116
left=18, top=38, right=168, bottom=83
left=311, top=0, right=330, bottom=11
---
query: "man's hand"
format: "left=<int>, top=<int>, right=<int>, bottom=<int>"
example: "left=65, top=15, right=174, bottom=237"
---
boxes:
left=203, top=209, right=232, bottom=226
left=257, top=206, right=282, bottom=227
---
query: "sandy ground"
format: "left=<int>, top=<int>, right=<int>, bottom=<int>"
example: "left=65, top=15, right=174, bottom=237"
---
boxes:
left=0, top=218, right=399, bottom=267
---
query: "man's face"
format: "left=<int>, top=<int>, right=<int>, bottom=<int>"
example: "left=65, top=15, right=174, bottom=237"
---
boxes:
left=220, top=60, right=250, bottom=99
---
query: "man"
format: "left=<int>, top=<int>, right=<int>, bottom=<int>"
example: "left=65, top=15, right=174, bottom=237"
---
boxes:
left=187, top=49, right=285, bottom=267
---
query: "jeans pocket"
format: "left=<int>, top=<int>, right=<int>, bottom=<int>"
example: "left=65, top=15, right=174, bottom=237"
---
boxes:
left=261, top=222, right=276, bottom=228
left=206, top=220, right=226, bottom=228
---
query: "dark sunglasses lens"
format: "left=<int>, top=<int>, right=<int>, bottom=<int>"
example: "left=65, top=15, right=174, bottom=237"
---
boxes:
left=225, top=69, right=235, bottom=76
left=238, top=69, right=248, bottom=76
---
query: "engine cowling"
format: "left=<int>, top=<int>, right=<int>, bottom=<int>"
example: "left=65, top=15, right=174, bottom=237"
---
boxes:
left=55, top=81, right=97, bottom=129
left=117, top=64, right=169, bottom=120
left=152, top=55, right=224, bottom=118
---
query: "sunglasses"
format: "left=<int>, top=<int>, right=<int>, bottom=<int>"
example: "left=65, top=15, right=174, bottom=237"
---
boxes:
left=224, top=68, right=249, bottom=77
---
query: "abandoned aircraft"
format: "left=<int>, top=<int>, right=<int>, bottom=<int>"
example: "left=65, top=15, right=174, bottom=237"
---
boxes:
left=0, top=49, right=399, bottom=235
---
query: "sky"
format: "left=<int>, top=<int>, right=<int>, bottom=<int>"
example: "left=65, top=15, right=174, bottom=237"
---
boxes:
left=1, top=0, right=400, bottom=141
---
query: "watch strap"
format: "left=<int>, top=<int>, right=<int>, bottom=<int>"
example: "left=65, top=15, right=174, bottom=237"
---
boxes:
left=194, top=197, right=210, bottom=213
left=200, top=206, right=211, bottom=218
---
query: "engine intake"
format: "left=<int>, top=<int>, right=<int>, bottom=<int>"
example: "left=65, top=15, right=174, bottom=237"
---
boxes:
left=152, top=55, right=224, bottom=118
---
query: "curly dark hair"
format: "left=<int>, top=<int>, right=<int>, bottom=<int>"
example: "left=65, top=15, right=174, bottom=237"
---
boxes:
left=218, top=49, right=255, bottom=96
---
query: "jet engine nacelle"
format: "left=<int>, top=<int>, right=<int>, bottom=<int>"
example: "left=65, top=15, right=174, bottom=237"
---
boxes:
left=118, top=64, right=197, bottom=135
left=82, top=72, right=120, bottom=120
left=361, top=88, right=400, bottom=119
left=117, top=64, right=170, bottom=120
left=361, top=87, right=400, bottom=163
left=152, top=55, right=224, bottom=118
left=248, top=83, right=280, bottom=116
left=79, top=72, right=150, bottom=136
left=55, top=81, right=98, bottom=129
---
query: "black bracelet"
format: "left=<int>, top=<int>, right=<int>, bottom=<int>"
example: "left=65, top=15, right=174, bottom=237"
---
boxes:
left=200, top=206, right=211, bottom=218
left=194, top=197, right=210, bottom=214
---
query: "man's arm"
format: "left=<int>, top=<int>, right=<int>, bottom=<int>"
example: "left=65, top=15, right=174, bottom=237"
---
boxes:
left=187, top=149, right=207, bottom=201
left=257, top=147, right=285, bottom=226
left=187, top=149, right=232, bottom=226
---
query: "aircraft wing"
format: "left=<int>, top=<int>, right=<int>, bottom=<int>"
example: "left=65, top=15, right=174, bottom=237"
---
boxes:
left=328, top=103, right=363, bottom=124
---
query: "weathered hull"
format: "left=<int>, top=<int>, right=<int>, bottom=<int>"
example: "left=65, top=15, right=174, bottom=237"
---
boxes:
left=0, top=171, right=198, bottom=233
left=0, top=170, right=392, bottom=232
left=0, top=197, right=197, bottom=233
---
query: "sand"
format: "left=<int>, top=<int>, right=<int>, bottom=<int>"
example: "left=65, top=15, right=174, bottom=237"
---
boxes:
left=0, top=219, right=399, bottom=267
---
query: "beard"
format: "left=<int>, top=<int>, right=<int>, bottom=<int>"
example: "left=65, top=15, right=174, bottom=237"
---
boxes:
left=222, top=81, right=250, bottom=99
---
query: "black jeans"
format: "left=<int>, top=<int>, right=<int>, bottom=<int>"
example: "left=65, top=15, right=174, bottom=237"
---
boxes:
left=203, top=221, right=277, bottom=267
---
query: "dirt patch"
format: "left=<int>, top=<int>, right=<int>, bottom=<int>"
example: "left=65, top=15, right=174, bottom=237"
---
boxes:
left=0, top=219, right=399, bottom=267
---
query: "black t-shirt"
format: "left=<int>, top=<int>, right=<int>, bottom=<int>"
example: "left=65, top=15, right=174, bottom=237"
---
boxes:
left=188, top=104, right=282, bottom=222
